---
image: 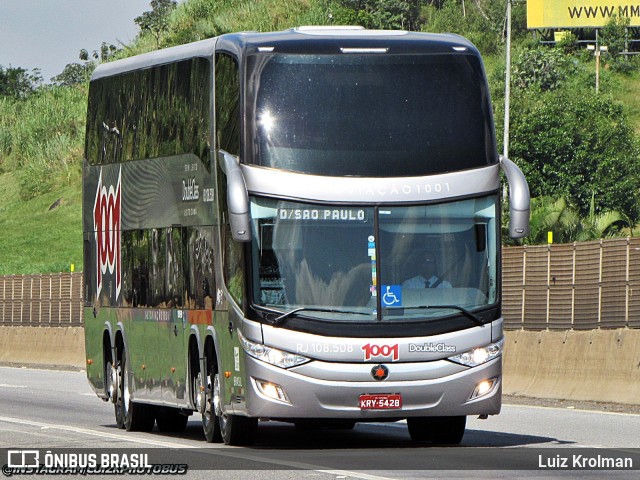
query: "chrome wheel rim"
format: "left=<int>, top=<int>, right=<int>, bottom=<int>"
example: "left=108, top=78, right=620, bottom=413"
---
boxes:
left=213, top=373, right=227, bottom=429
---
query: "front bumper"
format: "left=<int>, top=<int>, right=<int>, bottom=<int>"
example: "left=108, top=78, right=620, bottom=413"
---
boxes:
left=238, top=355, right=502, bottom=419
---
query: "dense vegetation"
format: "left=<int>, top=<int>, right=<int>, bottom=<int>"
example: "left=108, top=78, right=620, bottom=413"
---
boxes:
left=1, top=0, right=640, bottom=274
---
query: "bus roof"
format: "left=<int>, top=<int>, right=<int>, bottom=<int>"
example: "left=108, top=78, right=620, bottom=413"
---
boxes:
left=91, top=28, right=480, bottom=81
left=217, top=28, right=478, bottom=57
left=91, top=37, right=217, bottom=81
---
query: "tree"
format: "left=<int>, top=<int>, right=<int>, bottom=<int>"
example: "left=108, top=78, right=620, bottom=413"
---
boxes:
left=135, top=0, right=178, bottom=49
left=526, top=197, right=580, bottom=244
left=79, top=42, right=119, bottom=63
left=0, top=66, right=42, bottom=99
left=331, top=0, right=422, bottom=30
left=509, top=87, right=640, bottom=223
left=524, top=196, right=629, bottom=244
left=51, top=43, right=117, bottom=87
left=50, top=63, right=92, bottom=86
left=600, top=14, right=635, bottom=74
left=420, top=0, right=510, bottom=54
left=511, top=45, right=575, bottom=92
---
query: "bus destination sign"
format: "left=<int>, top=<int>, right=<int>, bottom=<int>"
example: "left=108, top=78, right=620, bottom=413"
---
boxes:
left=278, top=208, right=366, bottom=222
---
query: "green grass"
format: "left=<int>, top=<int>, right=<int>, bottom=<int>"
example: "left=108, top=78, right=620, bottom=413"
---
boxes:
left=615, top=69, right=640, bottom=135
left=0, top=171, right=82, bottom=275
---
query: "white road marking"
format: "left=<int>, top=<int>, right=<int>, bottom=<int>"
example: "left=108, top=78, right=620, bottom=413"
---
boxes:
left=0, top=415, right=395, bottom=480
left=503, top=402, right=640, bottom=417
left=0, top=384, right=27, bottom=388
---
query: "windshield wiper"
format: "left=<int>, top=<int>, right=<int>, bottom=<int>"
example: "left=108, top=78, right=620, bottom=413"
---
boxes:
left=386, top=305, right=484, bottom=326
left=267, top=307, right=371, bottom=327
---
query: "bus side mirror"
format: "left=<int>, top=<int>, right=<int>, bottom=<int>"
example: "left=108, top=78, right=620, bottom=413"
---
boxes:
left=499, top=156, right=530, bottom=239
left=218, top=149, right=251, bottom=242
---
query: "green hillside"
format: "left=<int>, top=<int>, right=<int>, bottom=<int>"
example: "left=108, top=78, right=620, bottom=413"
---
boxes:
left=1, top=0, right=639, bottom=274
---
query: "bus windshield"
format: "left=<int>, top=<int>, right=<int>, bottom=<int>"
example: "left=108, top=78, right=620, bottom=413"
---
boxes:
left=245, top=53, right=495, bottom=177
left=250, top=195, right=498, bottom=322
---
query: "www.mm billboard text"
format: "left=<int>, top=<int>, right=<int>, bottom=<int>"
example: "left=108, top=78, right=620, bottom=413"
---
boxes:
left=527, top=0, right=640, bottom=28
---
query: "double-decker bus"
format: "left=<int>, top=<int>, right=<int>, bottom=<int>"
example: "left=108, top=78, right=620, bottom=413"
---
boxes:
left=83, top=26, right=529, bottom=446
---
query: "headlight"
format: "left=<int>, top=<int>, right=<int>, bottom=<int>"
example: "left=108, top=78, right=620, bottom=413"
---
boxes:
left=240, top=333, right=310, bottom=368
left=448, top=339, right=503, bottom=367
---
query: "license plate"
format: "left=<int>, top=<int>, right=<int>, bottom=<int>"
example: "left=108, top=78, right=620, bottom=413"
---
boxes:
left=359, top=394, right=402, bottom=410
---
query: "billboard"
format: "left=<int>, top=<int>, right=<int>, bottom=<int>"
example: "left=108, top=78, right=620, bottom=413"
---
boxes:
left=527, top=0, right=640, bottom=28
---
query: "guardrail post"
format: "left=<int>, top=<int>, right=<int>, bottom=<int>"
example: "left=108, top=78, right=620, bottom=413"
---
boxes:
left=39, top=275, right=43, bottom=326
left=626, top=237, right=630, bottom=327
left=69, top=272, right=73, bottom=325
left=546, top=243, right=551, bottom=328
left=571, top=242, right=576, bottom=329
left=49, top=275, right=52, bottom=326
left=521, top=245, right=527, bottom=328
left=598, top=239, right=603, bottom=329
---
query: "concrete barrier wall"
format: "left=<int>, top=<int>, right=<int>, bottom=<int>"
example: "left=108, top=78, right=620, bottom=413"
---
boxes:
left=503, top=328, right=640, bottom=405
left=0, top=326, right=85, bottom=368
left=2, top=326, right=639, bottom=405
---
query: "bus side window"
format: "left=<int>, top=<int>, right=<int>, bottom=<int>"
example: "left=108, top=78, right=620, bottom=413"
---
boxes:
left=83, top=235, right=93, bottom=305
left=132, top=230, right=149, bottom=308
left=187, top=227, right=215, bottom=309
left=166, top=227, right=183, bottom=308
left=121, top=231, right=133, bottom=306
left=215, top=53, right=240, bottom=156
left=215, top=53, right=244, bottom=306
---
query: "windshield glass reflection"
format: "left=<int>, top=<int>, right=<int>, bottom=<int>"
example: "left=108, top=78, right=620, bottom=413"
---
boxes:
left=250, top=196, right=497, bottom=322
left=377, top=198, right=497, bottom=321
left=246, top=53, right=495, bottom=177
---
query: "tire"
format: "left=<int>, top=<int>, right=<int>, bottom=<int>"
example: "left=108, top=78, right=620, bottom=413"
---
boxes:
left=214, top=373, right=257, bottom=446
left=156, top=408, right=188, bottom=433
left=220, top=414, right=258, bottom=446
left=114, top=359, right=125, bottom=429
left=202, top=362, right=222, bottom=443
left=407, top=416, right=466, bottom=444
left=117, top=346, right=155, bottom=432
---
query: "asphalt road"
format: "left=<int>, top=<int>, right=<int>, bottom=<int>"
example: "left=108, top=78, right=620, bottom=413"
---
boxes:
left=1, top=366, right=639, bottom=479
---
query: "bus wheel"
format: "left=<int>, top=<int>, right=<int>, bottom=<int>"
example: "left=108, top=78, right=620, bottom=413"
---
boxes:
left=407, top=416, right=466, bottom=444
left=114, top=359, right=125, bottom=429
left=213, top=373, right=257, bottom=446
left=201, top=355, right=222, bottom=443
left=119, top=348, right=155, bottom=432
left=156, top=408, right=188, bottom=433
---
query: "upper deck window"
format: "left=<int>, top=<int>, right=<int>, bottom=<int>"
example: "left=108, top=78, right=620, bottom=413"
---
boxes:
left=246, top=53, right=496, bottom=177
left=85, top=58, right=211, bottom=167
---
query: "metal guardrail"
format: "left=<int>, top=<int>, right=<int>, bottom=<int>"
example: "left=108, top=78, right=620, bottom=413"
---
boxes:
left=2, top=238, right=640, bottom=330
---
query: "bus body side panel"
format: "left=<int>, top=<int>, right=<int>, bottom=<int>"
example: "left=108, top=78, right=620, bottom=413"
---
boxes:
left=211, top=303, right=249, bottom=416
left=83, top=306, right=108, bottom=398
left=85, top=305, right=209, bottom=408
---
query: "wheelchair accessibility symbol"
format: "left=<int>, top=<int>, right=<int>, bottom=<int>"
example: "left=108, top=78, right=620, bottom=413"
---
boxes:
left=382, top=285, right=402, bottom=307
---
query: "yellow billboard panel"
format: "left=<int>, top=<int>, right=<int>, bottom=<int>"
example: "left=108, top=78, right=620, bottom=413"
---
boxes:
left=528, top=0, right=640, bottom=28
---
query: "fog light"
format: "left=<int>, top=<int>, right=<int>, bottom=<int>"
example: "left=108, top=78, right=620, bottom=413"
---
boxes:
left=471, top=378, right=497, bottom=399
left=255, top=379, right=289, bottom=403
